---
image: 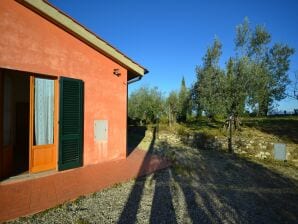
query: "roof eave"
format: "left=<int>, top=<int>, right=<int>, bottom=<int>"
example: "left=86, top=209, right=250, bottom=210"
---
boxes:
left=17, top=0, right=148, bottom=76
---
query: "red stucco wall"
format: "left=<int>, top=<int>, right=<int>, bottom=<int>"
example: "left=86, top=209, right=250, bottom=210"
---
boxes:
left=0, top=0, right=128, bottom=165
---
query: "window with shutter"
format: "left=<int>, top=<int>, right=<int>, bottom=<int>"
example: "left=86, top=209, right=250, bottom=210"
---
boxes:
left=58, top=77, right=83, bottom=171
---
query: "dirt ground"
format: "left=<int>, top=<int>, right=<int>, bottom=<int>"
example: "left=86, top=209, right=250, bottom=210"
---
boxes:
left=128, top=126, right=298, bottom=223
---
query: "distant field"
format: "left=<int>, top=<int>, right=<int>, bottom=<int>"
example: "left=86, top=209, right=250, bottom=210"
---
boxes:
left=242, top=116, right=298, bottom=144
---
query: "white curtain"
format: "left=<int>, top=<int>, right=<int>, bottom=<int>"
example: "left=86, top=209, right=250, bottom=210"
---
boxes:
left=34, top=78, right=54, bottom=145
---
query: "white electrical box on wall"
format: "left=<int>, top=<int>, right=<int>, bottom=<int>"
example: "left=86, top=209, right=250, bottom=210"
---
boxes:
left=94, top=120, right=108, bottom=141
left=274, top=143, right=286, bottom=161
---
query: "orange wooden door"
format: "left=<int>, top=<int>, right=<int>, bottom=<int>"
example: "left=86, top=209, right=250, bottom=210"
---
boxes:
left=29, top=76, right=58, bottom=173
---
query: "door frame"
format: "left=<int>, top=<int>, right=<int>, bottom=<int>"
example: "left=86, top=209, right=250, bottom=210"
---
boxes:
left=29, top=75, right=58, bottom=173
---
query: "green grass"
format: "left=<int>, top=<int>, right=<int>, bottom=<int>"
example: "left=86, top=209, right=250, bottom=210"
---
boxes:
left=242, top=116, right=298, bottom=144
left=182, top=116, right=298, bottom=144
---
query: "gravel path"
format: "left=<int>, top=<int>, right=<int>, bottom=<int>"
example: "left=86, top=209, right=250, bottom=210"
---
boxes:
left=9, top=131, right=298, bottom=224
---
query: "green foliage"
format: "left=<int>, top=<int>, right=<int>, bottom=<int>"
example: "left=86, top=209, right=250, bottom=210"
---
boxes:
left=293, top=71, right=298, bottom=100
left=177, top=76, right=191, bottom=122
left=235, top=18, right=295, bottom=115
left=192, top=17, right=295, bottom=117
left=249, top=25, right=271, bottom=57
left=225, top=57, right=248, bottom=115
left=128, top=86, right=164, bottom=124
left=165, top=77, right=191, bottom=125
left=235, top=17, right=250, bottom=54
left=193, top=38, right=227, bottom=117
left=166, top=90, right=179, bottom=125
left=129, top=77, right=192, bottom=126
left=267, top=43, right=295, bottom=100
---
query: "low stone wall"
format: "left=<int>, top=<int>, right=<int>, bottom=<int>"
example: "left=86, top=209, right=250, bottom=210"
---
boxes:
left=176, top=131, right=297, bottom=163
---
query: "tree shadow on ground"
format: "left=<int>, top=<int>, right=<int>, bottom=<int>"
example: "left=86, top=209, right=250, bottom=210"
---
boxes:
left=127, top=125, right=147, bottom=156
left=119, top=126, right=178, bottom=223
left=168, top=135, right=298, bottom=223
left=243, top=117, right=298, bottom=144
left=121, top=127, right=298, bottom=223
left=118, top=127, right=176, bottom=223
left=149, top=168, right=177, bottom=223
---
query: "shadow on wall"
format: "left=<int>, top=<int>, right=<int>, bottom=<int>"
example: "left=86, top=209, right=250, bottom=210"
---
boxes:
left=121, top=126, right=298, bottom=223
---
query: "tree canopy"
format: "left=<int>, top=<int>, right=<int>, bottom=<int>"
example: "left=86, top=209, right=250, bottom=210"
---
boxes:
left=192, top=18, right=295, bottom=117
left=128, top=86, right=164, bottom=124
left=128, top=18, right=295, bottom=124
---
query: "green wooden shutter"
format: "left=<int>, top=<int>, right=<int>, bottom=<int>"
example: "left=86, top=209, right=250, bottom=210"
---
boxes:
left=59, top=77, right=83, bottom=171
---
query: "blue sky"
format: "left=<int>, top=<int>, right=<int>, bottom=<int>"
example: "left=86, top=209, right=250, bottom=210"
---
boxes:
left=50, top=0, right=298, bottom=111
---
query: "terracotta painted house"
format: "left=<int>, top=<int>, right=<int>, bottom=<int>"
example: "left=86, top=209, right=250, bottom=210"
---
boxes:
left=0, top=0, right=148, bottom=180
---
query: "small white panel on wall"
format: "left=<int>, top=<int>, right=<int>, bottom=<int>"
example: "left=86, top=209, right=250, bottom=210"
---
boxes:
left=94, top=120, right=108, bottom=141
